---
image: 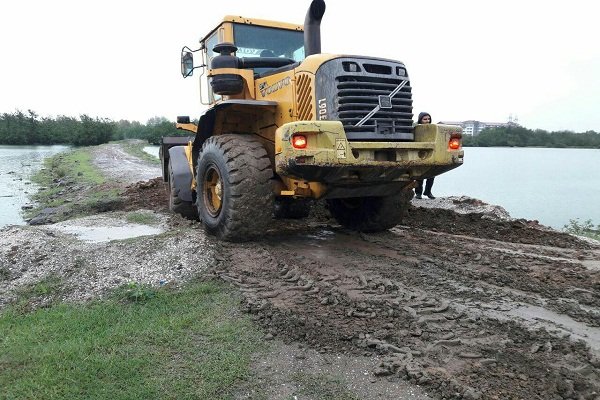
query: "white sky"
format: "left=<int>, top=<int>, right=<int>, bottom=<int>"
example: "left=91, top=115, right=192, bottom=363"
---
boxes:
left=1, top=0, right=598, bottom=132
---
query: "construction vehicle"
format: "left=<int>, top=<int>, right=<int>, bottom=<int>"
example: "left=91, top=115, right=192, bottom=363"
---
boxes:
left=160, top=0, right=463, bottom=240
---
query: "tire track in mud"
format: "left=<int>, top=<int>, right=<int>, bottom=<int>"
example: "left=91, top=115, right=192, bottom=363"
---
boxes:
left=211, top=223, right=600, bottom=399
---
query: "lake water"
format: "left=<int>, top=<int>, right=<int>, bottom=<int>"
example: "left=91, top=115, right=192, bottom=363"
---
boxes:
left=0, top=145, right=69, bottom=228
left=433, top=147, right=600, bottom=229
left=1, top=146, right=599, bottom=230
left=143, top=146, right=159, bottom=158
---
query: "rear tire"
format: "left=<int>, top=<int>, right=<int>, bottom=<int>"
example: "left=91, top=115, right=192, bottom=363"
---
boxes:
left=168, top=158, right=198, bottom=220
left=326, top=188, right=412, bottom=232
left=196, top=134, right=273, bottom=241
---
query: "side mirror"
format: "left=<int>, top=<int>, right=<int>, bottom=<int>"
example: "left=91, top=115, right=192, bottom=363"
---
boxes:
left=181, top=51, right=194, bottom=77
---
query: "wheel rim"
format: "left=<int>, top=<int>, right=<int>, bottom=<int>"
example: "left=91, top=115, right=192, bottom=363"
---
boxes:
left=203, top=164, right=223, bottom=217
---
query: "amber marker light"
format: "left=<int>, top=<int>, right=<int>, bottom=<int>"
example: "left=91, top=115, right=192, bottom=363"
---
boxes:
left=449, top=137, right=461, bottom=150
left=292, top=134, right=308, bottom=149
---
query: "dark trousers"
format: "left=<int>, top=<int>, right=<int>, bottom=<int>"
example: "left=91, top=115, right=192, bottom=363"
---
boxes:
left=415, top=178, right=434, bottom=196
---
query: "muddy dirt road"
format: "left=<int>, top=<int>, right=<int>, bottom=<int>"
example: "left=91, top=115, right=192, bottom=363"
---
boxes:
left=8, top=142, right=600, bottom=399
left=214, top=217, right=599, bottom=399
left=116, top=144, right=600, bottom=399
left=92, top=142, right=161, bottom=184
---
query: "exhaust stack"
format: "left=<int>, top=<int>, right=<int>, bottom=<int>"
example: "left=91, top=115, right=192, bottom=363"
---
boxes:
left=304, top=0, right=326, bottom=56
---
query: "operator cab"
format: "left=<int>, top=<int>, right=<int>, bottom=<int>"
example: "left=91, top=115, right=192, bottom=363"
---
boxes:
left=228, top=23, right=305, bottom=75
left=181, top=17, right=305, bottom=102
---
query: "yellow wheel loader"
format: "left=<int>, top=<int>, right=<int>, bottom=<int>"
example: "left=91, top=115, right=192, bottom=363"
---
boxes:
left=160, top=0, right=464, bottom=240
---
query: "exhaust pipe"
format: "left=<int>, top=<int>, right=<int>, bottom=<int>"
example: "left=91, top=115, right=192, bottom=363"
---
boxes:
left=304, top=0, right=326, bottom=56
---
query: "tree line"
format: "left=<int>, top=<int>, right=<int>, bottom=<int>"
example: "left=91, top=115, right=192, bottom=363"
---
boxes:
left=3, top=109, right=599, bottom=149
left=0, top=110, right=189, bottom=146
left=463, top=125, right=600, bottom=148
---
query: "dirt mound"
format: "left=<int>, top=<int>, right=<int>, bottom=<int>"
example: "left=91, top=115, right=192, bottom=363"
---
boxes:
left=404, top=206, right=588, bottom=248
left=119, top=177, right=170, bottom=213
left=415, top=195, right=512, bottom=221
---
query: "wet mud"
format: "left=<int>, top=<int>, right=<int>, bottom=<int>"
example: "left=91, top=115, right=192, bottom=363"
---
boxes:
left=110, top=156, right=600, bottom=399
left=203, top=208, right=600, bottom=399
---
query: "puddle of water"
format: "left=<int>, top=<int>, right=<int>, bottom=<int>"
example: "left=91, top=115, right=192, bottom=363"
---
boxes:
left=433, top=278, right=600, bottom=351
left=581, top=259, right=600, bottom=271
left=506, top=304, right=600, bottom=350
left=463, top=302, right=600, bottom=352
left=303, top=229, right=336, bottom=241
left=53, top=224, right=163, bottom=243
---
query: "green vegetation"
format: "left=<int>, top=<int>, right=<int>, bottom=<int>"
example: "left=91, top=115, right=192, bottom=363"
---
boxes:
left=0, top=110, right=115, bottom=146
left=26, top=148, right=122, bottom=220
left=563, top=219, right=600, bottom=241
left=0, top=110, right=192, bottom=146
left=0, top=281, right=264, bottom=400
left=16, top=274, right=64, bottom=301
left=11, top=274, right=65, bottom=313
left=116, top=282, right=158, bottom=302
left=33, top=148, right=105, bottom=188
left=463, top=126, right=600, bottom=148
left=115, top=116, right=191, bottom=145
left=29, top=148, right=106, bottom=211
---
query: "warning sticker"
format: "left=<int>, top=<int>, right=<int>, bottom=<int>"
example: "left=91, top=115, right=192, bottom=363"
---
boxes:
left=335, top=139, right=347, bottom=159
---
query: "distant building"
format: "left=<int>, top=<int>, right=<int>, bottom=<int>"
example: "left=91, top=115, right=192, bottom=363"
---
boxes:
left=438, top=118, right=520, bottom=136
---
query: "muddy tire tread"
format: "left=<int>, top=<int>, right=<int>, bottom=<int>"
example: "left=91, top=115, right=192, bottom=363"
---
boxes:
left=197, top=134, right=273, bottom=241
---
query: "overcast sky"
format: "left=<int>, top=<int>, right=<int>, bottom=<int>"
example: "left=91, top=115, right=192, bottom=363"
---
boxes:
left=2, top=0, right=598, bottom=132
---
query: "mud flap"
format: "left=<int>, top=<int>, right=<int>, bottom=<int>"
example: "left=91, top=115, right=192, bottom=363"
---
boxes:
left=168, top=146, right=194, bottom=203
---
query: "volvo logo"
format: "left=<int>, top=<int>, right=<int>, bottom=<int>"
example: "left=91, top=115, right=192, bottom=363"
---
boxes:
left=378, top=95, right=392, bottom=109
left=355, top=80, right=408, bottom=127
left=259, top=77, right=291, bottom=97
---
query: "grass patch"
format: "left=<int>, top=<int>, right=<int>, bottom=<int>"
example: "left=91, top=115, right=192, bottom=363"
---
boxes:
left=563, top=219, right=600, bottom=241
left=12, top=274, right=65, bottom=312
left=26, top=148, right=127, bottom=221
left=26, top=148, right=108, bottom=219
left=0, top=265, right=12, bottom=281
left=126, top=211, right=159, bottom=225
left=78, top=188, right=123, bottom=213
left=0, top=281, right=264, bottom=400
left=120, top=140, right=160, bottom=165
left=115, top=282, right=158, bottom=302
left=17, top=274, right=64, bottom=300
left=32, top=148, right=105, bottom=188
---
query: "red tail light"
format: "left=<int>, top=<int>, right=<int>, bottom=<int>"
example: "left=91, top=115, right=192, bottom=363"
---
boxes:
left=292, top=134, right=307, bottom=149
left=449, top=137, right=461, bottom=150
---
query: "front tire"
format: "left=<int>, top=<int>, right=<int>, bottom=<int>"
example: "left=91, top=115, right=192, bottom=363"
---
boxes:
left=326, top=188, right=412, bottom=232
left=196, top=134, right=273, bottom=241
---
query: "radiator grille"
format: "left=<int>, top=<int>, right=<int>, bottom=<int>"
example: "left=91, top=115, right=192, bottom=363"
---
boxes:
left=337, top=75, right=413, bottom=136
left=315, top=58, right=414, bottom=141
left=296, top=73, right=313, bottom=121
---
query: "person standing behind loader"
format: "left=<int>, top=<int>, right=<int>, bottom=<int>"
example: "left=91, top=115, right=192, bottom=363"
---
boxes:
left=414, top=112, right=436, bottom=199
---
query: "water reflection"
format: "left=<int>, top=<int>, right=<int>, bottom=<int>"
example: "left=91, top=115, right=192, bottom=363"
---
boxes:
left=143, top=145, right=159, bottom=159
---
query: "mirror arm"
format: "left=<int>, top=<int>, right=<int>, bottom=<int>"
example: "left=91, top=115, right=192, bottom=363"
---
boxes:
left=181, top=45, right=205, bottom=78
left=199, top=51, right=209, bottom=105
